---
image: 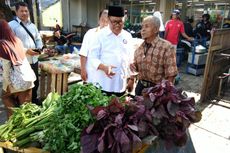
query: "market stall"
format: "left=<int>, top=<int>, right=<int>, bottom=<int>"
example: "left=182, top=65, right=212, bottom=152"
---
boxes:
left=39, top=54, right=80, bottom=99
left=0, top=81, right=201, bottom=153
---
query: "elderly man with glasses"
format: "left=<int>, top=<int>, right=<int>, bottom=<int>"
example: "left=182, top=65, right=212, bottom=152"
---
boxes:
left=88, top=6, right=134, bottom=97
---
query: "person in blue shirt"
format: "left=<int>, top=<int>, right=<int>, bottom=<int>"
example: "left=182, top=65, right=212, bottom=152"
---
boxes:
left=9, top=2, right=43, bottom=105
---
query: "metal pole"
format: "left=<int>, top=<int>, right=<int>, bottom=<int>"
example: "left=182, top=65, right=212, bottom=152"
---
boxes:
left=130, top=0, right=133, bottom=24
left=221, top=0, right=227, bottom=29
left=143, top=0, right=145, bottom=17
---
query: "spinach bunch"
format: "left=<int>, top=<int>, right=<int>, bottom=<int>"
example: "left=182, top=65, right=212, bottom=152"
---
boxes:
left=43, top=83, right=109, bottom=153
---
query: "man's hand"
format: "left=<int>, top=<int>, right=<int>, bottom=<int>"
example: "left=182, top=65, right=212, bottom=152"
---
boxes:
left=81, top=68, right=87, bottom=81
left=26, top=49, right=40, bottom=56
left=102, top=65, right=116, bottom=78
left=98, top=64, right=116, bottom=78
left=188, top=37, right=194, bottom=42
left=130, top=63, right=137, bottom=73
left=126, top=79, right=134, bottom=92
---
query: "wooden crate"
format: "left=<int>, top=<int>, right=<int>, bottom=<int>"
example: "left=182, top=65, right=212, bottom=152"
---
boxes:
left=40, top=70, right=69, bottom=100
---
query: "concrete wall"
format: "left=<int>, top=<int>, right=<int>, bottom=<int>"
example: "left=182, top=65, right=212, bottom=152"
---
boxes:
left=42, top=1, right=62, bottom=27
left=69, top=0, right=83, bottom=29
left=87, top=0, right=108, bottom=27
left=61, top=0, right=84, bottom=31
left=61, top=0, right=108, bottom=32
left=61, top=0, right=69, bottom=31
left=87, top=0, right=99, bottom=27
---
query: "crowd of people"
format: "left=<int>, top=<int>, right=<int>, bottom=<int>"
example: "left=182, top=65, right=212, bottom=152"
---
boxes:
left=0, top=1, right=214, bottom=117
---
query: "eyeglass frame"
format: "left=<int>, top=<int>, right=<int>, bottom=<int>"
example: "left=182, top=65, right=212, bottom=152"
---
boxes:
left=108, top=17, right=124, bottom=25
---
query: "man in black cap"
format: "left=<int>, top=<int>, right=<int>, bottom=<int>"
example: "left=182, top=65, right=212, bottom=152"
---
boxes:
left=88, top=5, right=134, bottom=97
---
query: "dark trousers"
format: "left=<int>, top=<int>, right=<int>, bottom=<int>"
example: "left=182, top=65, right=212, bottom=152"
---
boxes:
left=102, top=90, right=125, bottom=97
left=159, top=31, right=165, bottom=39
left=135, top=80, right=156, bottom=96
left=30, top=62, right=40, bottom=105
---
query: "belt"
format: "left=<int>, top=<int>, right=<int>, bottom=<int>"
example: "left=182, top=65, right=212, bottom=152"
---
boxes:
left=139, top=80, right=155, bottom=87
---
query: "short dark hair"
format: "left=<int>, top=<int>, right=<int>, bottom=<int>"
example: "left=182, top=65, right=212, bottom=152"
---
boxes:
left=15, top=2, right=28, bottom=11
left=202, top=14, right=210, bottom=20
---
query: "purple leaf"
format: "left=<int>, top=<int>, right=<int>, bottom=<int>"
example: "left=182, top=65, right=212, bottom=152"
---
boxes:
left=127, top=124, right=138, bottom=131
left=98, top=138, right=104, bottom=153
left=167, top=101, right=179, bottom=116
left=120, top=130, right=131, bottom=153
left=91, top=106, right=105, bottom=116
left=152, top=105, right=169, bottom=119
left=131, top=133, right=142, bottom=151
left=138, top=120, right=148, bottom=138
left=149, top=93, right=156, bottom=102
left=97, top=110, right=107, bottom=120
left=115, top=114, right=124, bottom=125
left=86, top=123, right=95, bottom=133
left=113, top=128, right=131, bottom=153
left=81, top=133, right=99, bottom=153
left=107, top=130, right=114, bottom=148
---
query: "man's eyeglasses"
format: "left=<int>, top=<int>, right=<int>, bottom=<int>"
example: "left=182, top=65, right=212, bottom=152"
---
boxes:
left=109, top=17, right=123, bottom=25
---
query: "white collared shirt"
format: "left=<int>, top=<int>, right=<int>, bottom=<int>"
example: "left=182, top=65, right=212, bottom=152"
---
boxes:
left=9, top=17, right=43, bottom=64
left=88, top=27, right=134, bottom=93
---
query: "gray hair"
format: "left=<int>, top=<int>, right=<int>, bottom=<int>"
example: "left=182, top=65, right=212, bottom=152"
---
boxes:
left=143, top=16, right=160, bottom=30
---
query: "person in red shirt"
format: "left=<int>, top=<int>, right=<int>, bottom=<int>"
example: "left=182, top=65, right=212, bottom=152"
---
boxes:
left=165, top=9, right=193, bottom=46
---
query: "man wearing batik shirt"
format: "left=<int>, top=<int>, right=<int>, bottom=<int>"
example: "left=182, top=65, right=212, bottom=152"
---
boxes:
left=127, top=16, right=178, bottom=96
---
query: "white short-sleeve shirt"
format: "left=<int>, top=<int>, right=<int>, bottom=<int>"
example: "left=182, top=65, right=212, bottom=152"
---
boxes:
left=88, top=27, right=134, bottom=93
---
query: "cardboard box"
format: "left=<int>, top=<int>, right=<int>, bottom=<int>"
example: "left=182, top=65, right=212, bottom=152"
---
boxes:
left=188, top=53, right=207, bottom=65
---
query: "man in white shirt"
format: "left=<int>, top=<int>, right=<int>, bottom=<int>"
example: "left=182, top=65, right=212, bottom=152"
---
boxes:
left=88, top=6, right=134, bottom=97
left=79, top=9, right=108, bottom=83
left=9, top=2, right=43, bottom=105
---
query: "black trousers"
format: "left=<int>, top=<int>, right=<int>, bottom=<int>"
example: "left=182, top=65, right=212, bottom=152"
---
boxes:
left=30, top=62, right=40, bottom=105
left=135, top=80, right=156, bottom=96
left=102, top=90, right=125, bottom=97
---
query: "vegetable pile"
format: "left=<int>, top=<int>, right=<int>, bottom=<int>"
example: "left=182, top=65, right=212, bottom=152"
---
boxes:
left=138, top=80, right=202, bottom=147
left=0, top=80, right=201, bottom=153
left=43, top=83, right=109, bottom=153
left=81, top=97, right=158, bottom=153
left=0, top=92, right=60, bottom=147
left=81, top=80, right=201, bottom=153
left=0, top=84, right=109, bottom=153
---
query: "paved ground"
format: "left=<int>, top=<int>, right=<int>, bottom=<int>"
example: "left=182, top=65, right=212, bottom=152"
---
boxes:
left=0, top=62, right=230, bottom=153
left=176, top=63, right=230, bottom=153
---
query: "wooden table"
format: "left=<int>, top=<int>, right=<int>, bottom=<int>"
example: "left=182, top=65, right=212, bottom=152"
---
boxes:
left=39, top=55, right=80, bottom=99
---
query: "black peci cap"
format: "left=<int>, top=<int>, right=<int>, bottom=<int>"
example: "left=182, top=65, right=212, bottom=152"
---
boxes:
left=108, top=6, right=124, bottom=17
